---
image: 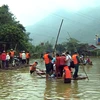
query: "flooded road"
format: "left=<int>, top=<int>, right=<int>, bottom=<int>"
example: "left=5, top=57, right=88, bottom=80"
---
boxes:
left=0, top=57, right=100, bottom=100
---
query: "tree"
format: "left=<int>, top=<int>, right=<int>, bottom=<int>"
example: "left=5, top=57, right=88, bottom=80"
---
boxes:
left=65, top=38, right=79, bottom=53
left=0, top=5, right=14, bottom=25
left=0, top=5, right=32, bottom=52
left=56, top=43, right=66, bottom=53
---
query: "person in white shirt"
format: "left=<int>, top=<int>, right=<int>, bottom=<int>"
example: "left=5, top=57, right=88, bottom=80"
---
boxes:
left=21, top=51, right=26, bottom=64
left=6, top=53, right=10, bottom=68
left=65, top=51, right=72, bottom=71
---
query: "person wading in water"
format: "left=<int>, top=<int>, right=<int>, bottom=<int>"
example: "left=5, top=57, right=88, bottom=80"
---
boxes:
left=62, top=65, right=71, bottom=83
left=29, top=62, right=38, bottom=74
left=43, top=51, right=53, bottom=79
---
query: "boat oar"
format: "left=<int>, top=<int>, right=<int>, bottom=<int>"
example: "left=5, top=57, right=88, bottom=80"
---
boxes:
left=81, top=64, right=89, bottom=80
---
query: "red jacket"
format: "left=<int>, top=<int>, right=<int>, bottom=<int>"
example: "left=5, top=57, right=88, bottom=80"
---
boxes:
left=55, top=56, right=60, bottom=67
left=59, top=56, right=66, bottom=65
left=1, top=53, right=6, bottom=61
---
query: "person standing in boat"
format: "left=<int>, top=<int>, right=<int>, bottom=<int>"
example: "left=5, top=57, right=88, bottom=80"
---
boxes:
left=65, top=51, right=72, bottom=71
left=51, top=53, right=56, bottom=76
left=59, top=53, right=66, bottom=77
left=43, top=51, right=53, bottom=79
left=55, top=53, right=60, bottom=78
left=72, top=51, right=81, bottom=79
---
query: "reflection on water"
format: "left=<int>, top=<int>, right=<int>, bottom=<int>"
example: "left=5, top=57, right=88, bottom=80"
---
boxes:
left=44, top=79, right=80, bottom=100
left=0, top=58, right=100, bottom=100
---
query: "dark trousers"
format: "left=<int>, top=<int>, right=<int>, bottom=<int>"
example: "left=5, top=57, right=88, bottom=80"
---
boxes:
left=22, top=59, right=26, bottom=64
left=64, top=78, right=71, bottom=83
left=73, top=64, right=79, bottom=78
left=2, top=60, right=6, bottom=68
left=0, top=60, right=2, bottom=68
left=45, top=63, right=52, bottom=75
left=26, top=58, right=29, bottom=64
left=10, top=57, right=13, bottom=63
left=59, top=65, right=65, bottom=77
left=6, top=60, right=9, bottom=68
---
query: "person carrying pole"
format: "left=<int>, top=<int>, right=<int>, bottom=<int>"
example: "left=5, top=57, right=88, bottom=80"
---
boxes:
left=72, top=51, right=81, bottom=79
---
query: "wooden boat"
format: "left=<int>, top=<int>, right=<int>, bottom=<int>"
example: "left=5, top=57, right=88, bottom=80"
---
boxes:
left=71, top=76, right=88, bottom=80
left=55, top=75, right=88, bottom=80
left=36, top=70, right=88, bottom=80
left=36, top=74, right=88, bottom=80
left=36, top=69, right=46, bottom=75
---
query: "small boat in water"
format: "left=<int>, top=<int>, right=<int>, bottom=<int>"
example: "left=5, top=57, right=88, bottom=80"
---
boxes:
left=36, top=71, right=88, bottom=80
left=36, top=69, right=46, bottom=75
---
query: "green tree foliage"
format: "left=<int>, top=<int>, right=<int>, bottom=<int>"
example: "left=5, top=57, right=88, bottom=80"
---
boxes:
left=65, top=38, right=89, bottom=55
left=56, top=43, right=66, bottom=53
left=0, top=5, right=14, bottom=25
left=30, top=41, right=53, bottom=58
left=0, top=5, right=32, bottom=52
left=77, top=43, right=89, bottom=54
left=0, top=5, right=96, bottom=57
left=54, top=37, right=89, bottom=55
left=65, top=38, right=79, bottom=53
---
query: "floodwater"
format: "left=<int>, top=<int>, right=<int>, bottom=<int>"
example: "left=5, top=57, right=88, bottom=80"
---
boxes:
left=0, top=57, right=100, bottom=100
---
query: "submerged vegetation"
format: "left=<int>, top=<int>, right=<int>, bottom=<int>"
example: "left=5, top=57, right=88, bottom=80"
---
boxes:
left=0, top=5, right=100, bottom=57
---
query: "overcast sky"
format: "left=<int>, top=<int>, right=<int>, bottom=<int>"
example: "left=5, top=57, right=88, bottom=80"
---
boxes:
left=0, top=0, right=100, bottom=26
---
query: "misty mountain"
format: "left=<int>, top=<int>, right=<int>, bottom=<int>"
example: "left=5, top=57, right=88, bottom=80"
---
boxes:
left=26, top=8, right=100, bottom=46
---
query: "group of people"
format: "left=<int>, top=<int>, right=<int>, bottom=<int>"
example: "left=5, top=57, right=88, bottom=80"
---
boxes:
left=80, top=55, right=92, bottom=65
left=0, top=49, right=31, bottom=69
left=42, top=51, right=81, bottom=83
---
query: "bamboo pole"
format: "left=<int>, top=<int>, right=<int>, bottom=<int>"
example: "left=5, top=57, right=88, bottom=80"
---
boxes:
left=81, top=64, right=89, bottom=80
left=67, top=31, right=89, bottom=80
left=54, top=19, right=64, bottom=52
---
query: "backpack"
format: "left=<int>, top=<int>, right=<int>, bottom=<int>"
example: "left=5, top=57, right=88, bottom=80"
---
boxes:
left=70, top=61, right=75, bottom=68
left=76, top=56, right=81, bottom=64
left=67, top=55, right=75, bottom=68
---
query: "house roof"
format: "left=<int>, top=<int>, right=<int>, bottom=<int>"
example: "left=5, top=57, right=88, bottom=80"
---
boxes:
left=88, top=44, right=100, bottom=51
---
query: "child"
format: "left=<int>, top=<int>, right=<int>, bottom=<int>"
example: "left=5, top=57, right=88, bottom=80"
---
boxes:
left=62, top=65, right=71, bottom=83
left=29, top=62, right=38, bottom=74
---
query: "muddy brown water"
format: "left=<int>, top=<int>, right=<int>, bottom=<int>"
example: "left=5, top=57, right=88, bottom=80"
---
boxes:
left=0, top=57, right=100, bottom=100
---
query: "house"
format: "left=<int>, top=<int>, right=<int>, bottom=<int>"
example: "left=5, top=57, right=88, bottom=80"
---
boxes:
left=87, top=45, right=97, bottom=51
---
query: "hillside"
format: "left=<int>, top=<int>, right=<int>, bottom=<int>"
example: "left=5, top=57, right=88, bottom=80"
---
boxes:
left=26, top=8, right=100, bottom=46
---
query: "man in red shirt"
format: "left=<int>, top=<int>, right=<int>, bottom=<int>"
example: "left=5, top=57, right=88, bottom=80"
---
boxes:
left=59, top=53, right=66, bottom=77
left=1, top=51, right=6, bottom=69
